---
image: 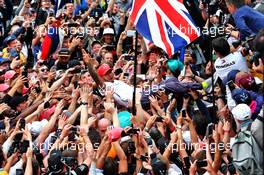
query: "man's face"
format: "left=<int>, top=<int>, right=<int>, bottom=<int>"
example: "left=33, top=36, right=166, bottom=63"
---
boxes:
left=39, top=65, right=49, bottom=79
left=8, top=40, right=17, bottom=48
left=226, top=3, right=236, bottom=14
left=103, top=70, right=114, bottom=82
left=104, top=52, right=113, bottom=64
left=66, top=3, right=74, bottom=14
left=92, top=44, right=101, bottom=55
left=16, top=41, right=22, bottom=51
left=103, top=34, right=113, bottom=44
left=42, top=0, right=51, bottom=8
left=113, top=4, right=119, bottom=14
left=59, top=55, right=70, bottom=64
left=17, top=100, right=28, bottom=111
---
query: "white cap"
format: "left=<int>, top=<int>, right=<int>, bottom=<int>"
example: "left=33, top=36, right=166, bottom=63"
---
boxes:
left=103, top=28, right=114, bottom=35
left=231, top=104, right=252, bottom=121
left=27, top=119, right=49, bottom=135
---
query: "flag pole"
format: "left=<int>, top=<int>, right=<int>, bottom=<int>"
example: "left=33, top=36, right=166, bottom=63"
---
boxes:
left=206, top=1, right=216, bottom=122
left=34, top=0, right=42, bottom=28
left=132, top=30, right=139, bottom=115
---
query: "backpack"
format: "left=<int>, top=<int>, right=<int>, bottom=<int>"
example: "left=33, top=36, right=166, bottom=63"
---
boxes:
left=232, top=124, right=263, bottom=175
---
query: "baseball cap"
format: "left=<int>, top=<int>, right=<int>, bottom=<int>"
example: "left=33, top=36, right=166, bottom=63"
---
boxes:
left=3, top=35, right=16, bottom=45
left=235, top=72, right=256, bottom=90
left=4, top=70, right=16, bottom=79
left=103, top=28, right=114, bottom=35
left=222, top=70, right=240, bottom=85
left=27, top=119, right=48, bottom=136
left=108, top=127, right=123, bottom=142
left=91, top=40, right=102, bottom=47
left=167, top=59, right=184, bottom=73
left=0, top=84, right=9, bottom=92
left=151, top=157, right=167, bottom=175
left=58, top=48, right=70, bottom=57
left=117, top=111, right=131, bottom=128
left=231, top=88, right=251, bottom=104
left=97, top=63, right=112, bottom=77
left=231, top=104, right=252, bottom=121
left=48, top=149, right=64, bottom=174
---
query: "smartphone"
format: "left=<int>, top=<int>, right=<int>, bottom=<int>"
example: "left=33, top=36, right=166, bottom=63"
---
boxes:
left=127, top=128, right=140, bottom=135
left=182, top=109, right=186, bottom=118
left=145, top=137, right=153, bottom=147
left=20, top=140, right=30, bottom=153
left=70, top=126, right=79, bottom=132
left=19, top=119, right=26, bottom=130
left=124, top=55, right=134, bottom=61
left=196, top=160, right=208, bottom=168
left=127, top=30, right=136, bottom=37
left=49, top=11, right=54, bottom=17
left=123, top=73, right=129, bottom=78
left=183, top=157, right=191, bottom=169
left=68, top=132, right=76, bottom=141
left=206, top=123, right=214, bottom=138
left=227, top=80, right=236, bottom=91
left=114, top=68, right=123, bottom=76
left=44, top=101, right=50, bottom=109
left=155, top=116, right=164, bottom=122
left=16, top=169, right=24, bottom=175
left=73, top=80, right=79, bottom=89
left=140, top=155, right=149, bottom=162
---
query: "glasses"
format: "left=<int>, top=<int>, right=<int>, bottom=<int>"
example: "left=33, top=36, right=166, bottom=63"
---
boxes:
left=40, top=68, right=48, bottom=72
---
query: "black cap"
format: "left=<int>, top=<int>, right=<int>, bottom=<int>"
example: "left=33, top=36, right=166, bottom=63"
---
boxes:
left=151, top=157, right=167, bottom=175
left=91, top=40, right=102, bottom=48
left=66, top=0, right=74, bottom=4
left=9, top=95, right=28, bottom=109
left=48, top=149, right=64, bottom=173
left=58, top=48, right=70, bottom=57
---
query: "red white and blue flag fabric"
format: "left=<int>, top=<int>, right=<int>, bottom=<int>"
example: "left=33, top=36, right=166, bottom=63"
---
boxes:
left=130, top=0, right=200, bottom=57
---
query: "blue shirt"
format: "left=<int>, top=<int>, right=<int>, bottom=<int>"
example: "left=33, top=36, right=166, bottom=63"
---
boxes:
left=233, top=5, right=264, bottom=40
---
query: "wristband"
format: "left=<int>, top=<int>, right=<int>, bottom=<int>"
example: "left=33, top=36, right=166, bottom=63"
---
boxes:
left=223, top=130, right=230, bottom=133
left=81, top=102, right=88, bottom=105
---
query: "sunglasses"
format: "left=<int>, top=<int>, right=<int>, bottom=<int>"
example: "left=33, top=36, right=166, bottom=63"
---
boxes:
left=40, top=68, right=48, bottom=72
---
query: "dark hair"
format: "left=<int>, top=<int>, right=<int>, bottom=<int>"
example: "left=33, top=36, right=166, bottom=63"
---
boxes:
left=212, top=37, right=230, bottom=57
left=192, top=114, right=208, bottom=136
left=253, top=29, right=264, bottom=56
left=225, top=0, right=245, bottom=8
left=0, top=146, right=4, bottom=167
left=103, top=157, right=118, bottom=175
left=88, top=128, right=101, bottom=149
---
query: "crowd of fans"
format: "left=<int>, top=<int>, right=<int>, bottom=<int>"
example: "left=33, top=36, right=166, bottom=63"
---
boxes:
left=0, top=0, right=263, bottom=174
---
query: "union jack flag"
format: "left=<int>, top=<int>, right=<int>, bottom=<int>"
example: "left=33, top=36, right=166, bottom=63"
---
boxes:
left=130, top=0, right=200, bottom=57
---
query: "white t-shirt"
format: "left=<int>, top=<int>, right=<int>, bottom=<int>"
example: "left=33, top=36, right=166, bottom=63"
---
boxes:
left=105, top=80, right=134, bottom=104
left=214, top=51, right=249, bottom=80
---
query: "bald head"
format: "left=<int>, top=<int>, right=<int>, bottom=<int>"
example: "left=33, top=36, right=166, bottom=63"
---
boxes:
left=98, top=118, right=111, bottom=133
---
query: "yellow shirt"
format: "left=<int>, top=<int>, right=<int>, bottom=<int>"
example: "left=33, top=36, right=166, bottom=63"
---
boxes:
left=2, top=48, right=27, bottom=65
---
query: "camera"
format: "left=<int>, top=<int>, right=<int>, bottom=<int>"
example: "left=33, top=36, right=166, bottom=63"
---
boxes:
left=249, top=51, right=263, bottom=66
left=241, top=35, right=256, bottom=56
